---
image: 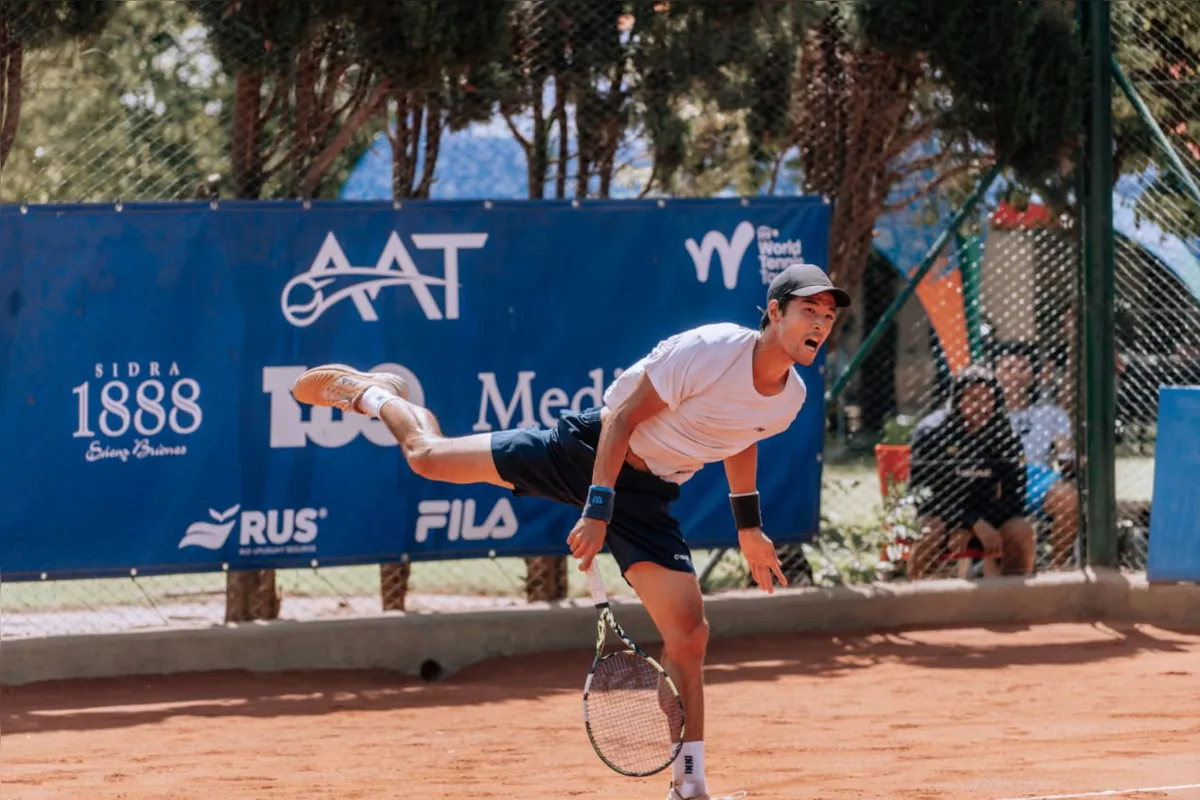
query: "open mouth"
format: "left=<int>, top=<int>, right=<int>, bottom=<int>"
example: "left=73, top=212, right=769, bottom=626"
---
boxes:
left=803, top=337, right=820, bottom=351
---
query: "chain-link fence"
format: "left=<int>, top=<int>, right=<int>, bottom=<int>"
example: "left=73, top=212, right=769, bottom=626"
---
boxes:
left=1109, top=0, right=1200, bottom=572
left=0, top=550, right=756, bottom=637
left=816, top=184, right=1085, bottom=585
left=0, top=0, right=1164, bottom=637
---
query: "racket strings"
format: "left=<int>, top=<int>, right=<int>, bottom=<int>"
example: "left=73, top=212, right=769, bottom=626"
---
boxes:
left=585, top=651, right=682, bottom=775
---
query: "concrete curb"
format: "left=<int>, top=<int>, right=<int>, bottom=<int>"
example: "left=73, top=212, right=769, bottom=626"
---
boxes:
left=3, top=568, right=1198, bottom=686
left=1095, top=569, right=1200, bottom=627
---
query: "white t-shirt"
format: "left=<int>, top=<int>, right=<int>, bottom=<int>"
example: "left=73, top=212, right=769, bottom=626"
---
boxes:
left=1008, top=403, right=1073, bottom=467
left=602, top=323, right=808, bottom=484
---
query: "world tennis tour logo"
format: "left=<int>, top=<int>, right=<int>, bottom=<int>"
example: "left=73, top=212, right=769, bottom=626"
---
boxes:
left=280, top=231, right=488, bottom=327
left=179, top=503, right=325, bottom=556
left=685, top=222, right=808, bottom=288
left=686, top=221, right=754, bottom=289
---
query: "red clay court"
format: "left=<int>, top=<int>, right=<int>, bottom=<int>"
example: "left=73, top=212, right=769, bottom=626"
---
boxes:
left=4, top=621, right=1200, bottom=800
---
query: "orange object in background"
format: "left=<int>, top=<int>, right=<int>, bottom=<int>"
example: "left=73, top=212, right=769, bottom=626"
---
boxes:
left=874, top=443, right=911, bottom=498
left=913, top=254, right=971, bottom=376
left=875, top=443, right=913, bottom=564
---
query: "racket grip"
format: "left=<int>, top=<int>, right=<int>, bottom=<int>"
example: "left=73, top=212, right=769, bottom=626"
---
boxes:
left=586, top=561, right=609, bottom=607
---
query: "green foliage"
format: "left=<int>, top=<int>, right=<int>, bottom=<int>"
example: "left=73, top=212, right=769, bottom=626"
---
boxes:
left=1112, top=0, right=1200, bottom=169
left=345, top=0, right=512, bottom=198
left=804, top=515, right=895, bottom=587
left=1, top=0, right=113, bottom=46
left=1, top=1, right=228, bottom=202
left=1132, top=176, right=1200, bottom=238
left=881, top=415, right=918, bottom=446
left=623, top=0, right=820, bottom=194
left=1112, top=0, right=1200, bottom=238
left=805, top=480, right=927, bottom=587
left=184, top=0, right=322, bottom=75
left=806, top=477, right=943, bottom=587
left=0, top=0, right=115, bottom=172
left=350, top=0, right=510, bottom=91
left=557, top=0, right=636, bottom=196
left=10, top=0, right=1182, bottom=225
left=855, top=0, right=1085, bottom=186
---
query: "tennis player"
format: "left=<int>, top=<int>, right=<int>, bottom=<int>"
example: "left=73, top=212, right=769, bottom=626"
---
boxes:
left=291, top=263, right=849, bottom=800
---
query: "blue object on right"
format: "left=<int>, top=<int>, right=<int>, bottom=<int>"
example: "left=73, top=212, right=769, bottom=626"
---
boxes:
left=1146, top=386, right=1200, bottom=583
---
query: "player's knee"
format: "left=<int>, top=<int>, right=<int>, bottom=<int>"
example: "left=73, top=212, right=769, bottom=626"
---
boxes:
left=406, top=442, right=442, bottom=481
left=664, top=616, right=709, bottom=663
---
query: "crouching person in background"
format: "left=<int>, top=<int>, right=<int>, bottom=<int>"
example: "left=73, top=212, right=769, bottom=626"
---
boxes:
left=906, top=366, right=1036, bottom=580
left=992, top=340, right=1079, bottom=568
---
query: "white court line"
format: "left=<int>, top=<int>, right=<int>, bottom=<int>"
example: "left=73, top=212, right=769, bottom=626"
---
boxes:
left=995, top=784, right=1200, bottom=800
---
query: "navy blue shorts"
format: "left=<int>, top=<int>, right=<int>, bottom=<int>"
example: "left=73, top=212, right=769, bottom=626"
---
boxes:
left=490, top=407, right=694, bottom=578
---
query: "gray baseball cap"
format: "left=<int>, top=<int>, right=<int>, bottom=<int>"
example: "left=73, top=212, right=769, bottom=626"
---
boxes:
left=766, top=263, right=851, bottom=308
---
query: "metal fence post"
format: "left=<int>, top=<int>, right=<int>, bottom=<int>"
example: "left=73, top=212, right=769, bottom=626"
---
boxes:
left=958, top=231, right=985, bottom=362
left=1080, top=0, right=1118, bottom=567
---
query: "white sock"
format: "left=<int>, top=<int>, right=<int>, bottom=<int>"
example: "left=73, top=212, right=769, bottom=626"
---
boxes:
left=673, top=741, right=705, bottom=793
left=359, top=386, right=400, bottom=417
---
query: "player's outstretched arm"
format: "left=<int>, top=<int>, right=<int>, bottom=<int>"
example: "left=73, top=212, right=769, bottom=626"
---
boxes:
left=723, top=444, right=787, bottom=594
left=568, top=373, right=667, bottom=570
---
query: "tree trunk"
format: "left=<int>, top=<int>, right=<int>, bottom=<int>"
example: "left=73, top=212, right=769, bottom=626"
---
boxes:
left=528, top=81, right=548, bottom=199
left=0, top=22, right=24, bottom=173
left=793, top=20, right=924, bottom=351
left=231, top=68, right=265, bottom=200
left=378, top=82, right=442, bottom=608
left=576, top=91, right=597, bottom=199
left=225, top=569, right=281, bottom=622
left=226, top=66, right=275, bottom=622
left=597, top=116, right=620, bottom=198
left=415, top=89, right=442, bottom=198
left=525, top=556, right=568, bottom=602
left=295, top=79, right=389, bottom=198
left=522, top=76, right=564, bottom=600
left=380, top=562, right=411, bottom=611
left=289, top=43, right=318, bottom=196
left=407, top=98, right=424, bottom=194
left=392, top=91, right=408, bottom=198
left=554, top=76, right=569, bottom=198
left=391, top=89, right=429, bottom=199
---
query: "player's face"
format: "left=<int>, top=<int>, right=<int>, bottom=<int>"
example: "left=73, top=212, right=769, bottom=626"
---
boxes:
left=778, top=292, right=838, bottom=366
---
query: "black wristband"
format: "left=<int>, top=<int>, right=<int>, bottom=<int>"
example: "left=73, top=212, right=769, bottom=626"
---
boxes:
left=581, top=485, right=616, bottom=523
left=729, top=491, right=762, bottom=530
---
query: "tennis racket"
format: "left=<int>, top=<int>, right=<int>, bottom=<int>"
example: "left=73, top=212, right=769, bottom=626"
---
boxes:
left=581, top=560, right=685, bottom=777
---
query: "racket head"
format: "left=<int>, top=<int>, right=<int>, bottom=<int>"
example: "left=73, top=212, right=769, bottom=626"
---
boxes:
left=583, top=648, right=685, bottom=777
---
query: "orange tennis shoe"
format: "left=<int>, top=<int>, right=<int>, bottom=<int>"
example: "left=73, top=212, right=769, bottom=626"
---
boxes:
left=290, top=364, right=409, bottom=415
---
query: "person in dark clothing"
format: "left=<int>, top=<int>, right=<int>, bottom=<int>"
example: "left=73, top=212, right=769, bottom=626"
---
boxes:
left=906, top=365, right=1036, bottom=580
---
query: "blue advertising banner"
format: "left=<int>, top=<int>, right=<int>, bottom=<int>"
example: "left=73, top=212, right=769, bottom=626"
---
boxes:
left=1147, top=386, right=1200, bottom=584
left=0, top=198, right=831, bottom=581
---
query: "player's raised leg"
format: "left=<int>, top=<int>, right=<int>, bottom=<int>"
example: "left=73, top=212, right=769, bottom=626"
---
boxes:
left=624, top=562, right=710, bottom=800
left=291, top=364, right=513, bottom=489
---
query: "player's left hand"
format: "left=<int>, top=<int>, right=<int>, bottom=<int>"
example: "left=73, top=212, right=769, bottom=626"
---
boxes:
left=738, top=527, right=787, bottom=594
